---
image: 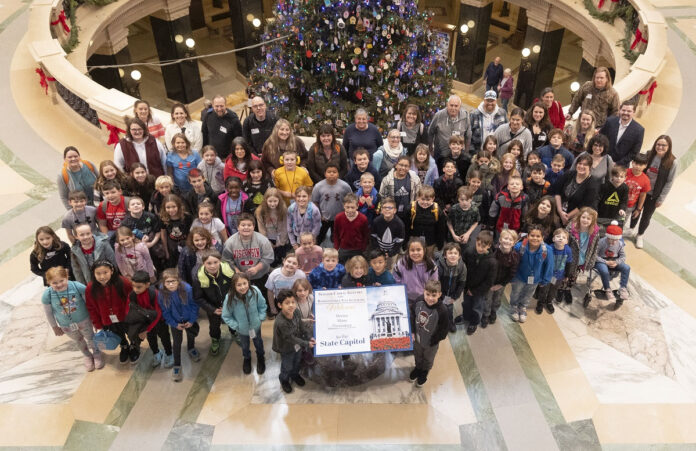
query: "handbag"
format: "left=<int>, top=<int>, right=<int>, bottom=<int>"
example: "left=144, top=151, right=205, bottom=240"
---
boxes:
left=93, top=329, right=122, bottom=350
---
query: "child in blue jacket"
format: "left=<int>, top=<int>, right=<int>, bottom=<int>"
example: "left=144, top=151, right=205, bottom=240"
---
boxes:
left=159, top=269, right=200, bottom=382
left=509, top=224, right=554, bottom=323
left=308, top=248, right=346, bottom=289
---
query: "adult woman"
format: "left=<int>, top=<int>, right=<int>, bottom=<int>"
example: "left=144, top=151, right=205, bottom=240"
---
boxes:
left=395, top=104, right=427, bottom=156
left=260, top=119, right=307, bottom=178
left=534, top=88, right=565, bottom=130
left=630, top=135, right=678, bottom=248
left=553, top=154, right=600, bottom=225
left=372, top=129, right=407, bottom=179
left=493, top=107, right=533, bottom=157
left=565, top=111, right=596, bottom=157
left=566, top=66, right=620, bottom=127
left=498, top=68, right=514, bottom=112
left=224, top=137, right=260, bottom=182
left=571, top=134, right=614, bottom=184
left=522, top=195, right=561, bottom=243
left=133, top=100, right=165, bottom=140
left=306, top=123, right=349, bottom=183
left=114, top=117, right=167, bottom=177
left=379, top=156, right=422, bottom=225
left=342, top=108, right=384, bottom=159
left=57, top=146, right=98, bottom=209
left=164, top=103, right=203, bottom=152
left=525, top=102, right=552, bottom=150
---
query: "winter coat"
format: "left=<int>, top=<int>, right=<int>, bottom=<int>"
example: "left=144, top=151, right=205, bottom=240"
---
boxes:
left=435, top=254, right=467, bottom=300
left=70, top=234, right=117, bottom=285
left=193, top=261, right=235, bottom=314
left=513, top=241, right=554, bottom=286
left=469, top=103, right=509, bottom=152
left=221, top=285, right=267, bottom=335
left=85, top=277, right=132, bottom=329
left=568, top=81, right=620, bottom=127
left=158, top=282, right=199, bottom=327
left=463, top=248, right=497, bottom=296
left=379, top=169, right=422, bottom=204
left=489, top=188, right=529, bottom=233
left=565, top=223, right=601, bottom=283
left=308, top=263, right=346, bottom=290
left=492, top=246, right=520, bottom=285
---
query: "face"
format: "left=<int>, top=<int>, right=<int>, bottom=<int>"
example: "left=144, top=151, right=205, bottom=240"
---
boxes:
left=475, top=239, right=491, bottom=255
left=325, top=167, right=339, bottom=183
left=213, top=98, right=227, bottom=116
left=381, top=203, right=395, bottom=219
left=283, top=154, right=297, bottom=171
left=344, top=202, right=358, bottom=217
left=226, top=182, right=241, bottom=198
left=158, top=184, right=172, bottom=195
left=38, top=232, right=54, bottom=249
left=103, top=165, right=117, bottom=180
left=502, top=158, right=514, bottom=171
left=75, top=226, right=93, bottom=247
left=279, top=296, right=297, bottom=317
left=360, top=178, right=375, bottom=192
left=164, top=277, right=179, bottom=291
left=251, top=99, right=266, bottom=120
left=190, top=176, right=205, bottom=191
left=443, top=163, right=456, bottom=177
left=283, top=257, right=299, bottom=273
left=468, top=178, right=481, bottom=191
left=424, top=290, right=440, bottom=306
left=485, top=140, right=497, bottom=152
left=551, top=161, right=564, bottom=173
left=387, top=132, right=401, bottom=147
left=65, top=150, right=80, bottom=167
left=104, top=188, right=121, bottom=203
left=266, top=195, right=280, bottom=209
left=509, top=145, right=521, bottom=158
left=238, top=220, right=255, bottom=238
left=445, top=248, right=460, bottom=265
left=537, top=199, right=551, bottom=217
left=405, top=109, right=417, bottom=125
left=295, top=191, right=309, bottom=207
left=494, top=57, right=501, bottom=65
left=553, top=233, right=568, bottom=247
left=477, top=157, right=490, bottom=167
left=174, top=137, right=188, bottom=153
left=450, top=142, right=463, bottom=155
left=576, top=161, right=590, bottom=176
left=203, top=150, right=217, bottom=164
left=417, top=195, right=434, bottom=209
left=655, top=139, right=669, bottom=156
left=458, top=195, right=472, bottom=209
left=370, top=256, right=386, bottom=274
left=591, top=142, right=604, bottom=155
left=499, top=233, right=515, bottom=250
left=509, top=114, right=522, bottom=131
left=118, top=233, right=134, bottom=248
left=132, top=281, right=149, bottom=295
left=351, top=265, right=365, bottom=278
left=129, top=124, right=145, bottom=141
left=531, top=171, right=544, bottom=184
left=295, top=285, right=309, bottom=301
left=632, top=163, right=646, bottom=174
left=484, top=98, right=496, bottom=112
left=611, top=172, right=626, bottom=186
left=133, top=167, right=147, bottom=183
left=164, top=201, right=179, bottom=218
left=93, top=265, right=113, bottom=285
left=277, top=124, right=291, bottom=141
left=446, top=98, right=461, bottom=117
left=235, top=278, right=250, bottom=295
left=542, top=92, right=554, bottom=107
left=528, top=230, right=543, bottom=247
left=250, top=168, right=263, bottom=182
left=319, top=133, right=333, bottom=147
left=395, top=160, right=410, bottom=177
left=172, top=107, right=187, bottom=124
left=199, top=208, right=214, bottom=225
left=594, top=71, right=608, bottom=89
left=532, top=106, right=545, bottom=123
left=528, top=155, right=540, bottom=166
left=508, top=179, right=522, bottom=195
left=550, top=134, right=563, bottom=148
left=579, top=212, right=593, bottom=229
left=580, top=114, right=593, bottom=130
left=234, top=145, right=247, bottom=159
left=409, top=243, right=424, bottom=262
left=300, top=236, right=314, bottom=250
left=416, top=150, right=428, bottom=163
left=355, top=114, right=368, bottom=129
left=135, top=103, right=149, bottom=121
left=355, top=154, right=370, bottom=171
left=69, top=197, right=87, bottom=211
left=323, top=256, right=338, bottom=271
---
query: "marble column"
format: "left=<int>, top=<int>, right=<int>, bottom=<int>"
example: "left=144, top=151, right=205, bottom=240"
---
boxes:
left=87, top=27, right=130, bottom=93
left=227, top=0, right=264, bottom=74
left=189, top=0, right=206, bottom=30
left=149, top=7, right=203, bottom=104
left=454, top=0, right=493, bottom=85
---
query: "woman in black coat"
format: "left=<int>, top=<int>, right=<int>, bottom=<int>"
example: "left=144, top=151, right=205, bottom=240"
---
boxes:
left=553, top=154, right=600, bottom=225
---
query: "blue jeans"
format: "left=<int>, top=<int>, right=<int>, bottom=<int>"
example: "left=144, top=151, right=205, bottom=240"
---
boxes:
left=463, top=293, right=486, bottom=325
left=239, top=329, right=265, bottom=359
left=279, top=350, right=302, bottom=382
left=501, top=97, right=510, bottom=112
left=594, top=262, right=630, bottom=289
left=509, top=280, right=539, bottom=309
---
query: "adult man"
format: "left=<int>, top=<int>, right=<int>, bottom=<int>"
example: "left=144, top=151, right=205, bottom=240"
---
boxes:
left=600, top=101, right=645, bottom=167
left=566, top=66, right=620, bottom=127
left=201, top=95, right=242, bottom=160
left=243, top=96, right=277, bottom=156
left=469, top=90, right=508, bottom=152
left=428, top=95, right=471, bottom=168
left=484, top=57, right=504, bottom=93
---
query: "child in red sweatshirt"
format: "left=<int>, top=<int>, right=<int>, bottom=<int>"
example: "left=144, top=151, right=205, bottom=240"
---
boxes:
left=333, top=193, right=369, bottom=264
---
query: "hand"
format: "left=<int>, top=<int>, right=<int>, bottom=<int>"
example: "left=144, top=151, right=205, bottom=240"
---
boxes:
left=607, top=261, right=617, bottom=268
left=467, top=290, right=472, bottom=296
left=452, top=235, right=462, bottom=243
left=656, top=201, right=663, bottom=208
left=138, top=331, right=148, bottom=340
left=490, top=284, right=502, bottom=291
left=632, top=209, right=641, bottom=219
left=293, top=244, right=299, bottom=250
left=411, top=333, right=415, bottom=342
left=246, top=267, right=258, bottom=277
left=560, top=211, right=569, bottom=225
left=461, top=233, right=471, bottom=243
left=141, top=235, right=150, bottom=243
left=366, top=196, right=373, bottom=204
left=184, top=322, right=193, bottom=328
left=565, top=113, right=572, bottom=120
left=52, top=326, right=64, bottom=336
left=177, top=324, right=185, bottom=330
left=619, top=210, right=626, bottom=217
left=308, top=338, right=316, bottom=348
left=214, top=308, right=222, bottom=315
left=374, top=282, right=381, bottom=286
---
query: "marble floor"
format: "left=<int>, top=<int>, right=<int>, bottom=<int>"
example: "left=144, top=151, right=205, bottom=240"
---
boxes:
left=2, top=0, right=696, bottom=449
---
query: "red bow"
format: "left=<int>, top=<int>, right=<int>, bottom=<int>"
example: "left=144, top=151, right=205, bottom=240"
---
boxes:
left=35, top=68, right=56, bottom=95
left=99, top=119, right=126, bottom=145
left=597, top=0, right=618, bottom=8
left=50, top=10, right=71, bottom=34
left=640, top=81, right=657, bottom=105
left=631, top=28, right=648, bottom=50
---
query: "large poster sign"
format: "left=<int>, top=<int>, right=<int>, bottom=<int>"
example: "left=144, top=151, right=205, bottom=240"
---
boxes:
left=314, top=285, right=413, bottom=357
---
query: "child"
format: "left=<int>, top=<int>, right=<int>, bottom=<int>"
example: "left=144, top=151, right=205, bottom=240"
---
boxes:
left=491, top=153, right=518, bottom=195
left=266, top=253, right=306, bottom=315
left=197, top=145, right=226, bottom=195
left=524, top=150, right=544, bottom=181
left=594, top=221, right=631, bottom=308
left=466, top=150, right=498, bottom=189
left=150, top=175, right=177, bottom=216
left=130, top=271, right=174, bottom=368
left=166, top=133, right=201, bottom=192
left=221, top=213, right=275, bottom=294
left=193, top=250, right=235, bottom=356
left=158, top=269, right=200, bottom=381
left=523, top=196, right=561, bottom=243
left=507, top=139, right=524, bottom=174
left=484, top=229, right=519, bottom=327
left=466, top=170, right=494, bottom=229
left=308, top=247, right=346, bottom=290
left=538, top=129, right=574, bottom=170
left=114, top=226, right=156, bottom=281
left=447, top=135, right=471, bottom=181
left=509, top=226, right=554, bottom=323
left=295, top=232, right=323, bottom=275
left=70, top=224, right=116, bottom=285
left=525, top=162, right=551, bottom=205
left=274, top=149, right=314, bottom=205
left=218, top=176, right=248, bottom=236
left=184, top=169, right=217, bottom=217
left=30, top=226, right=71, bottom=286
left=159, top=194, right=192, bottom=267
left=94, top=160, right=128, bottom=204
left=345, top=147, right=381, bottom=192
left=223, top=137, right=260, bottom=182
left=535, top=228, right=572, bottom=315
left=178, top=227, right=222, bottom=285
left=435, top=242, right=467, bottom=333
left=624, top=153, right=651, bottom=234
left=597, top=166, right=629, bottom=227
left=42, top=267, right=102, bottom=371
left=459, top=231, right=497, bottom=335
left=482, top=135, right=499, bottom=155
left=544, top=153, right=565, bottom=186
left=97, top=180, right=129, bottom=237
left=192, top=201, right=228, bottom=245
left=125, top=162, right=156, bottom=210
left=62, top=190, right=97, bottom=244
left=393, top=237, right=439, bottom=306
left=287, top=186, right=322, bottom=249
left=333, top=193, right=370, bottom=263
left=120, top=197, right=164, bottom=266
left=292, top=279, right=314, bottom=322
left=562, top=207, right=601, bottom=306
left=357, top=172, right=380, bottom=225
left=342, top=255, right=369, bottom=287
left=366, top=249, right=396, bottom=286
left=84, top=260, right=136, bottom=364
left=409, top=280, right=449, bottom=387
left=489, top=175, right=528, bottom=234
left=223, top=272, right=267, bottom=374
left=410, top=185, right=447, bottom=251
left=411, top=143, right=439, bottom=186
left=272, top=289, right=315, bottom=393
left=311, top=163, right=353, bottom=244
left=242, top=160, right=273, bottom=215
left=433, top=159, right=464, bottom=213
left=255, top=188, right=290, bottom=265
left=370, top=197, right=406, bottom=264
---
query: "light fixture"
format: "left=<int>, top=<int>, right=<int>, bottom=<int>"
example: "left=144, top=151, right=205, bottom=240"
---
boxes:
left=118, top=68, right=125, bottom=78
left=130, top=70, right=141, bottom=81
left=532, top=45, right=541, bottom=53
left=570, top=81, right=580, bottom=92
left=185, top=38, right=195, bottom=49
left=252, top=18, right=261, bottom=28
left=521, top=48, right=531, bottom=57
left=174, top=34, right=184, bottom=43
left=459, top=24, right=469, bottom=34
left=467, top=20, right=475, bottom=28
left=246, top=13, right=254, bottom=21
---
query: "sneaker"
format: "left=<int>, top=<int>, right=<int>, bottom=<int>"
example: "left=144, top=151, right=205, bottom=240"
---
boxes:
left=93, top=352, right=105, bottom=370
left=480, top=316, right=489, bottom=329
left=583, top=294, right=592, bottom=308
left=635, top=234, right=644, bottom=249
left=210, top=338, right=220, bottom=356
left=188, top=348, right=201, bottom=362
left=624, top=227, right=638, bottom=238
left=163, top=353, right=175, bottom=368
left=489, top=311, right=497, bottom=324
left=409, top=368, right=419, bottom=381
left=243, top=358, right=252, bottom=374
left=119, top=346, right=129, bottom=364
left=564, top=290, right=573, bottom=304
left=453, top=315, right=465, bottom=325
left=152, top=350, right=163, bottom=368
left=605, top=289, right=615, bottom=301
left=291, top=374, right=306, bottom=387
left=129, top=344, right=141, bottom=364
left=545, top=302, right=555, bottom=314
left=448, top=323, right=457, bottom=333
left=466, top=324, right=477, bottom=335
left=84, top=355, right=95, bottom=372
left=172, top=366, right=182, bottom=382
left=257, top=356, right=266, bottom=375
left=535, top=303, right=544, bottom=315
left=518, top=309, right=527, bottom=323
left=613, top=298, right=624, bottom=310
left=511, top=310, right=520, bottom=322
left=619, top=287, right=630, bottom=300
left=280, top=380, right=293, bottom=393
left=416, top=371, right=428, bottom=387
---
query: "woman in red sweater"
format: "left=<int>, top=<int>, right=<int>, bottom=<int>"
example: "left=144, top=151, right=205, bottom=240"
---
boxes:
left=535, top=87, right=565, bottom=130
left=85, top=260, right=137, bottom=365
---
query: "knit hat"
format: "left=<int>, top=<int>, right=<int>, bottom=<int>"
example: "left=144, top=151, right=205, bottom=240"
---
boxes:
left=605, top=221, right=622, bottom=240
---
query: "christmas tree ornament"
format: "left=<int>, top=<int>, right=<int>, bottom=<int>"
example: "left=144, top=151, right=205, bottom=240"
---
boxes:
left=306, top=50, right=312, bottom=57
left=349, top=16, right=356, bottom=25
left=343, top=10, right=349, bottom=18
left=354, top=47, right=361, bottom=54
left=356, top=90, right=363, bottom=100
left=337, top=18, right=345, bottom=29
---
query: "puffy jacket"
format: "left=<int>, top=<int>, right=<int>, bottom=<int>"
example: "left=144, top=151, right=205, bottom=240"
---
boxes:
left=221, top=285, right=267, bottom=335
left=492, top=246, right=520, bottom=285
left=85, top=277, right=132, bottom=330
left=308, top=263, right=346, bottom=290
left=70, top=234, right=117, bottom=285
left=489, top=188, right=528, bottom=233
left=158, top=282, right=199, bottom=327
left=513, top=241, right=554, bottom=285
left=193, top=261, right=235, bottom=314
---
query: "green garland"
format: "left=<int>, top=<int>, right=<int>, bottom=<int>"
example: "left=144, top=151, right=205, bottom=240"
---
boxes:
left=583, top=0, right=639, bottom=63
left=61, top=0, right=80, bottom=53
left=82, top=0, right=117, bottom=5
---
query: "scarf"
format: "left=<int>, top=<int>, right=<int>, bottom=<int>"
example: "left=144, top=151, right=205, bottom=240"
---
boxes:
left=383, top=142, right=404, bottom=160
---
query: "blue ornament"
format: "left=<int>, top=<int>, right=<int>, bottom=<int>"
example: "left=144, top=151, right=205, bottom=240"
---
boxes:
left=358, top=64, right=366, bottom=72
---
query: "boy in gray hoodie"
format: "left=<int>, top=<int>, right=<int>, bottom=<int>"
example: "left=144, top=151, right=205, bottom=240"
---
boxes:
left=409, top=280, right=449, bottom=387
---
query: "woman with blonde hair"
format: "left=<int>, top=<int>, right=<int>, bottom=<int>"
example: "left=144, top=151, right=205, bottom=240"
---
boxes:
left=260, top=119, right=308, bottom=178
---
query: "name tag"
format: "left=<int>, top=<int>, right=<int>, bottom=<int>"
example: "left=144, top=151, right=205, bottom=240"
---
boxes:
left=585, top=94, right=593, bottom=100
left=551, top=276, right=557, bottom=284
left=251, top=128, right=260, bottom=134
left=415, top=333, right=420, bottom=344
left=109, top=314, right=119, bottom=323
left=249, top=329, right=256, bottom=339
left=527, top=276, right=535, bottom=285
left=219, top=126, right=228, bottom=134
left=452, top=131, right=461, bottom=136
left=400, top=131, right=407, bottom=137
left=69, top=323, right=79, bottom=332
left=294, top=344, right=301, bottom=352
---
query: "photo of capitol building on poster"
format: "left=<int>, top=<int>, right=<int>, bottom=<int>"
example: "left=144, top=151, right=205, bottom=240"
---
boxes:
left=366, top=286, right=412, bottom=352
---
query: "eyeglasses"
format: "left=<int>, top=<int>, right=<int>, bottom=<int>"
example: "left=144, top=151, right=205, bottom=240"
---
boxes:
left=382, top=206, right=394, bottom=210
left=251, top=104, right=265, bottom=109
left=656, top=143, right=668, bottom=148
left=130, top=128, right=143, bottom=133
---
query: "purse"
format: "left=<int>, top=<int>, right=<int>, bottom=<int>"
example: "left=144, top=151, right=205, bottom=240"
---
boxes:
left=93, top=329, right=122, bottom=350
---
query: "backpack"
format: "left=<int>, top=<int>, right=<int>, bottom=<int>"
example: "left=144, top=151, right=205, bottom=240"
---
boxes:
left=410, top=201, right=439, bottom=229
left=100, top=196, right=131, bottom=215
left=519, top=238, right=547, bottom=259
left=62, top=160, right=96, bottom=186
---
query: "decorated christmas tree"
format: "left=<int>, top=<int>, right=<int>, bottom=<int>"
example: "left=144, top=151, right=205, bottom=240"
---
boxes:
left=249, top=0, right=454, bottom=135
